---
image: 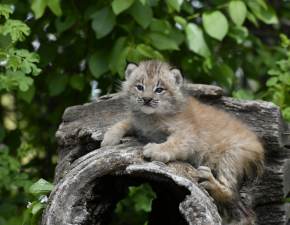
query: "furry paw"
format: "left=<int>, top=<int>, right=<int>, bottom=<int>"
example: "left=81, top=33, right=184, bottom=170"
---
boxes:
left=197, top=166, right=215, bottom=190
left=101, top=133, right=120, bottom=147
left=143, top=143, right=172, bottom=163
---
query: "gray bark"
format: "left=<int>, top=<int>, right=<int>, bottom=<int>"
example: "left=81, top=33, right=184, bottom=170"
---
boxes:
left=41, top=84, right=290, bottom=225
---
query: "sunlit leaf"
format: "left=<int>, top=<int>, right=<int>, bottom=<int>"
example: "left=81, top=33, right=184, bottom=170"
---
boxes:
left=202, top=11, right=229, bottom=41
left=0, top=19, right=30, bottom=42
left=0, top=4, right=13, bottom=19
left=228, top=1, right=247, bottom=26
left=29, top=179, right=54, bottom=196
left=233, top=89, right=254, bottom=100
left=174, top=16, right=187, bottom=29
left=31, top=0, right=48, bottom=19
left=185, top=23, right=210, bottom=57
left=148, top=32, right=179, bottom=50
left=247, top=1, right=278, bottom=24
left=166, top=0, right=183, bottom=12
left=228, top=25, right=248, bottom=44
left=112, top=0, right=135, bottom=15
left=31, top=202, right=44, bottom=215
left=136, top=44, right=164, bottom=60
left=47, top=0, right=62, bottom=16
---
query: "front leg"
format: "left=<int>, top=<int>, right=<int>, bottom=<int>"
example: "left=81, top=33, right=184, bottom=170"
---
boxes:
left=101, top=119, right=132, bottom=147
left=143, top=132, right=192, bottom=163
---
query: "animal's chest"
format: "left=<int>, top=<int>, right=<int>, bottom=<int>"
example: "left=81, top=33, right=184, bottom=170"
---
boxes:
left=132, top=115, right=169, bottom=143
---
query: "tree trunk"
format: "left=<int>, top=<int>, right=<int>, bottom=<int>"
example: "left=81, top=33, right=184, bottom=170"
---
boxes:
left=41, top=84, right=290, bottom=225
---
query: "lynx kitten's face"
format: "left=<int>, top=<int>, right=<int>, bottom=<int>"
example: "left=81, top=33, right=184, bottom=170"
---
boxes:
left=122, top=61, right=184, bottom=115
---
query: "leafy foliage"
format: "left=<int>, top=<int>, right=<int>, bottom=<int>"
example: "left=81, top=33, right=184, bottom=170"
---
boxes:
left=264, top=34, right=290, bottom=121
left=0, top=5, right=40, bottom=93
left=0, top=0, right=289, bottom=224
left=110, top=184, right=156, bottom=225
left=22, top=179, right=53, bottom=225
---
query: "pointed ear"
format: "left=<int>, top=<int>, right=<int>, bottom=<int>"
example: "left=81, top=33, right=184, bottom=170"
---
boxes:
left=125, top=62, right=138, bottom=80
left=170, top=68, right=183, bottom=87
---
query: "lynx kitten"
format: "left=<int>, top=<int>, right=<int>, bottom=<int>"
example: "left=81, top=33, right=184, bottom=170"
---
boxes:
left=101, top=60, right=264, bottom=224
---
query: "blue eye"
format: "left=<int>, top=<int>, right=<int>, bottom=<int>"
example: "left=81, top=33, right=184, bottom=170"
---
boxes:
left=136, top=84, right=144, bottom=91
left=155, top=87, right=164, bottom=93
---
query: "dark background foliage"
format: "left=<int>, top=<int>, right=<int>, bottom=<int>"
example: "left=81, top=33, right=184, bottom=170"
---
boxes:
left=0, top=0, right=289, bottom=224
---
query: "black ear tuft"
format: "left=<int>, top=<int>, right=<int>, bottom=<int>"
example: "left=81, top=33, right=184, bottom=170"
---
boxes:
left=125, top=62, right=138, bottom=80
left=170, top=68, right=183, bottom=87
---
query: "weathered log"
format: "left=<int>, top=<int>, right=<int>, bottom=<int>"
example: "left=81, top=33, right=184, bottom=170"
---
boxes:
left=42, top=84, right=290, bottom=225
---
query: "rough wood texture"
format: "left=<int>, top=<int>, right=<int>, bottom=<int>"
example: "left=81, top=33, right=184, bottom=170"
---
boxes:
left=42, top=84, right=290, bottom=225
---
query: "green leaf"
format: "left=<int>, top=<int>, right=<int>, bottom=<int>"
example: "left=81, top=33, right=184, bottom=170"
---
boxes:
left=280, top=34, right=290, bottom=48
left=174, top=16, right=187, bottom=29
left=202, top=11, right=229, bottom=41
left=282, top=107, right=290, bottom=122
left=126, top=47, right=143, bottom=62
left=233, top=89, right=254, bottom=100
left=228, top=25, right=248, bottom=44
left=279, top=73, right=290, bottom=85
left=91, top=7, right=116, bottom=39
left=47, top=0, right=62, bottom=16
left=213, top=63, right=235, bottom=89
left=18, top=84, right=35, bottom=103
left=0, top=19, right=30, bottom=43
left=135, top=44, right=164, bottom=60
left=48, top=74, right=68, bottom=96
left=129, top=1, right=153, bottom=29
left=112, top=0, right=135, bottom=15
left=7, top=49, right=40, bottom=75
left=30, top=201, right=44, bottom=215
left=185, top=23, right=210, bottom=57
left=70, top=75, right=85, bottom=91
left=150, top=19, right=171, bottom=34
left=0, top=4, right=13, bottom=19
left=31, top=0, right=48, bottom=19
left=89, top=51, right=109, bottom=78
left=147, top=0, right=159, bottom=7
left=29, top=179, right=53, bottom=196
left=18, top=76, right=33, bottom=92
left=139, top=0, right=146, bottom=5
left=5, top=71, right=34, bottom=91
left=246, top=10, right=258, bottom=26
left=166, top=0, right=183, bottom=12
left=268, top=69, right=280, bottom=76
left=109, top=37, right=129, bottom=76
left=247, top=1, right=278, bottom=24
left=228, top=1, right=247, bottom=26
left=148, top=32, right=179, bottom=50
left=149, top=19, right=185, bottom=46
left=55, top=10, right=77, bottom=33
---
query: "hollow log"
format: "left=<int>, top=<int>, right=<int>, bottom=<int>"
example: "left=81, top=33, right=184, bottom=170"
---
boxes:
left=41, top=84, right=290, bottom=225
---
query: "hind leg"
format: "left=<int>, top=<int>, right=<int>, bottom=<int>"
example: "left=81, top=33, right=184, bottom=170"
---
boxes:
left=197, top=166, right=234, bottom=203
left=197, top=166, right=255, bottom=225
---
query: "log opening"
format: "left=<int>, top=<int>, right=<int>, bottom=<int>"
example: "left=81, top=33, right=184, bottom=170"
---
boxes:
left=95, top=174, right=189, bottom=225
